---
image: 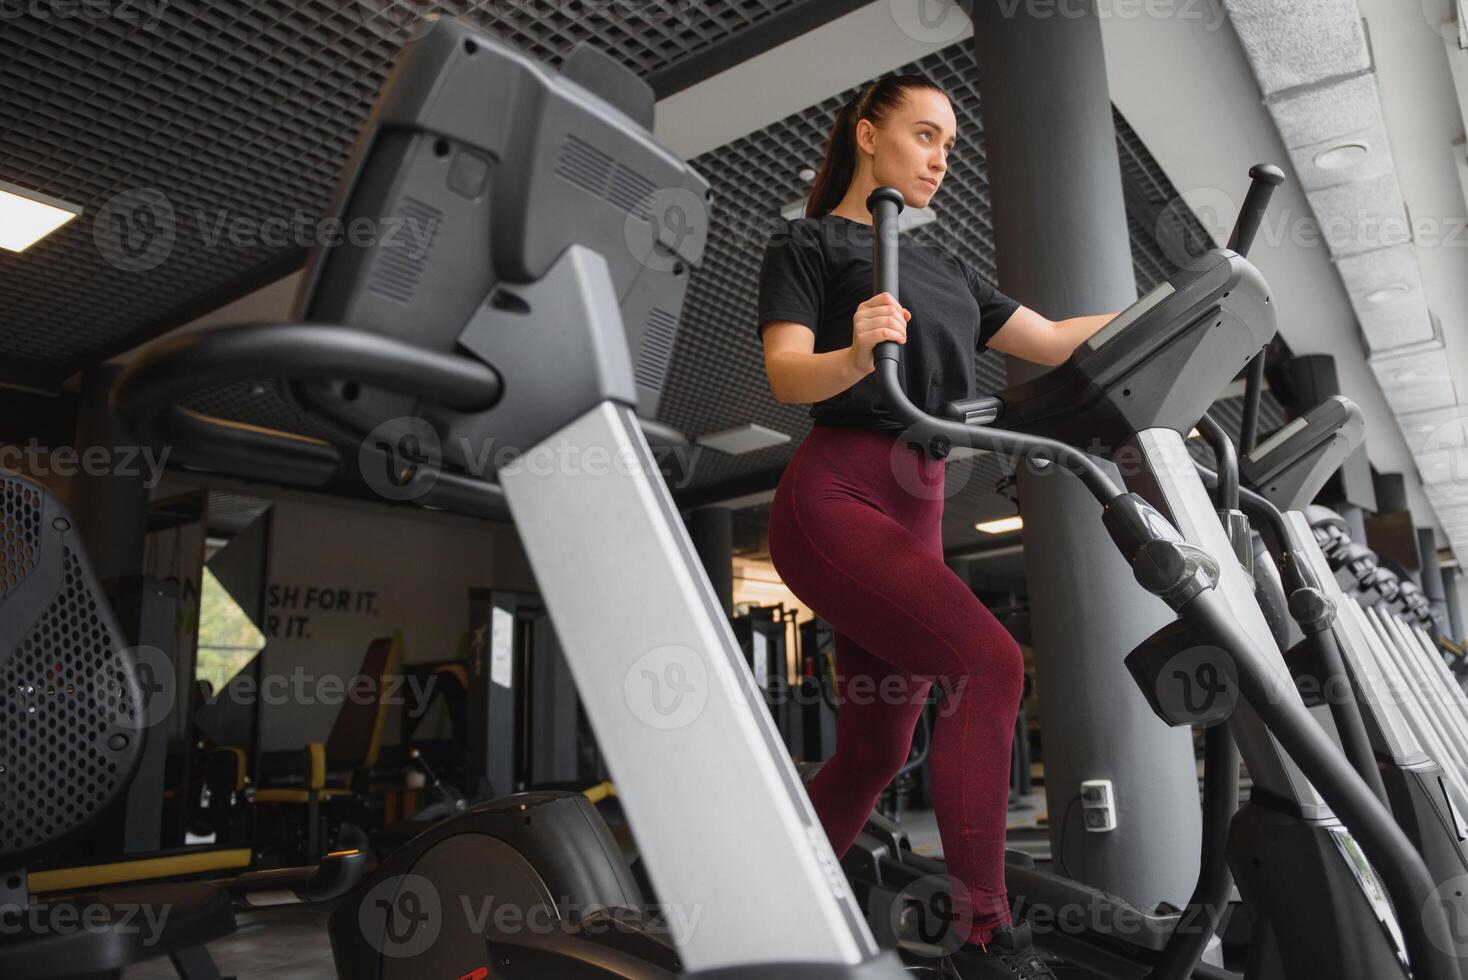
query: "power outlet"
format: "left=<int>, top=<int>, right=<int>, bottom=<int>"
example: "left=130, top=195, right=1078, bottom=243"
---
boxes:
left=1080, top=779, right=1116, bottom=833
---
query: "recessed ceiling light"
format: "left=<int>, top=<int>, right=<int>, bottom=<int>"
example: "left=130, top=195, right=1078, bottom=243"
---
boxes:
left=1314, top=141, right=1371, bottom=170
left=975, top=515, right=1023, bottom=535
left=799, top=167, right=816, bottom=182
left=0, top=180, right=82, bottom=252
left=1392, top=369, right=1427, bottom=383
left=1364, top=283, right=1411, bottom=304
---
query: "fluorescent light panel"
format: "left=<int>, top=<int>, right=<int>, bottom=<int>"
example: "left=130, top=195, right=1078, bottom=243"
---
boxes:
left=0, top=180, right=81, bottom=252
left=695, top=423, right=790, bottom=455
left=975, top=515, right=1023, bottom=535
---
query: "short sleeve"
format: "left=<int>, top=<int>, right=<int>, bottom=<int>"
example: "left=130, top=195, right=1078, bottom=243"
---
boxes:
left=960, top=259, right=1021, bottom=349
left=756, top=220, right=824, bottom=340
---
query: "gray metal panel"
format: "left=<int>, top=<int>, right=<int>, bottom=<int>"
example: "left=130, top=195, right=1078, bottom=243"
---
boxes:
left=1351, top=597, right=1468, bottom=808
left=500, top=399, right=873, bottom=970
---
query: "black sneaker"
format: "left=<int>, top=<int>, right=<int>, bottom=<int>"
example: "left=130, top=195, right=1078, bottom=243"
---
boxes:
left=941, top=923, right=1058, bottom=979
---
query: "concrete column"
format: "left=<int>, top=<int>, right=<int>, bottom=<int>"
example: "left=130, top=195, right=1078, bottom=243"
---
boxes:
left=1418, top=527, right=1449, bottom=634
left=71, top=365, right=149, bottom=589
left=970, top=2, right=1200, bottom=906
left=1443, top=565, right=1465, bottom=641
left=1373, top=472, right=1410, bottom=515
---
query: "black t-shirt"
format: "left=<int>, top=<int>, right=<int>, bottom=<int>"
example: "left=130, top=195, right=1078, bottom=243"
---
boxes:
left=756, top=213, right=1020, bottom=434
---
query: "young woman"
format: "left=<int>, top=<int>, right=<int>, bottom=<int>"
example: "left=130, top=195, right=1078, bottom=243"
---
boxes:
left=755, top=75, right=1116, bottom=979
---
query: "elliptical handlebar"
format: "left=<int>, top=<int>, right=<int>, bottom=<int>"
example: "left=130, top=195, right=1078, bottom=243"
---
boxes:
left=110, top=321, right=512, bottom=519
left=1226, top=163, right=1286, bottom=257
left=864, top=187, right=1122, bottom=503
left=110, top=319, right=692, bottom=522
left=1195, top=412, right=1240, bottom=513
left=1232, top=164, right=1287, bottom=454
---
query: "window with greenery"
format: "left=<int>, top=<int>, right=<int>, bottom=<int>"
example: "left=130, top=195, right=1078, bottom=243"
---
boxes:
left=196, top=566, right=265, bottom=693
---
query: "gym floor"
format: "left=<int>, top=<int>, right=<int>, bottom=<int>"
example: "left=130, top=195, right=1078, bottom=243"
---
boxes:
left=122, top=903, right=336, bottom=980
left=119, top=795, right=1049, bottom=979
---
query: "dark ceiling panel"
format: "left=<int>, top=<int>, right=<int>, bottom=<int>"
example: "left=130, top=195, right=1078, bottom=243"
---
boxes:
left=204, top=488, right=274, bottom=536
left=0, top=0, right=807, bottom=372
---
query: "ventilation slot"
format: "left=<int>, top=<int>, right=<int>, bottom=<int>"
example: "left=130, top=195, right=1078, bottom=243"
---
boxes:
left=554, top=134, right=659, bottom=222
left=606, top=164, right=657, bottom=221
left=1, top=477, right=42, bottom=599
left=635, top=307, right=679, bottom=394
left=367, top=196, right=442, bottom=304
left=554, top=134, right=614, bottom=198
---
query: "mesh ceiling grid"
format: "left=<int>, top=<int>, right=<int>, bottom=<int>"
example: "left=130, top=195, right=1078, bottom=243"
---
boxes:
left=0, top=0, right=798, bottom=367
left=203, top=489, right=274, bottom=536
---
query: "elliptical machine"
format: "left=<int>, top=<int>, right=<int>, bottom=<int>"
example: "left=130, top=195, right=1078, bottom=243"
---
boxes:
left=114, top=17, right=911, bottom=980
left=1189, top=395, right=1468, bottom=980
left=837, top=181, right=1464, bottom=980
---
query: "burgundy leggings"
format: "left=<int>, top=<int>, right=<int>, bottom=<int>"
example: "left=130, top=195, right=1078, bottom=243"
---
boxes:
left=768, top=424, right=1025, bottom=944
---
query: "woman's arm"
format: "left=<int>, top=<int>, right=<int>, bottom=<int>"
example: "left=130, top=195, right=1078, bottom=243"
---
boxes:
left=761, top=321, right=869, bottom=404
left=761, top=294, right=911, bottom=403
left=987, top=307, right=1117, bottom=367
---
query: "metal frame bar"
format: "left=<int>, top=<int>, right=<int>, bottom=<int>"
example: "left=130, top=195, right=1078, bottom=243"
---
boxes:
left=499, top=399, right=874, bottom=971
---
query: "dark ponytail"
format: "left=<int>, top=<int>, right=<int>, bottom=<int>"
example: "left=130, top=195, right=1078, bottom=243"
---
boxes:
left=803, top=74, right=948, bottom=219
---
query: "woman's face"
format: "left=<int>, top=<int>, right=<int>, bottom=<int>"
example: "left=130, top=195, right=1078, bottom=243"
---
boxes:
left=860, top=88, right=956, bottom=209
